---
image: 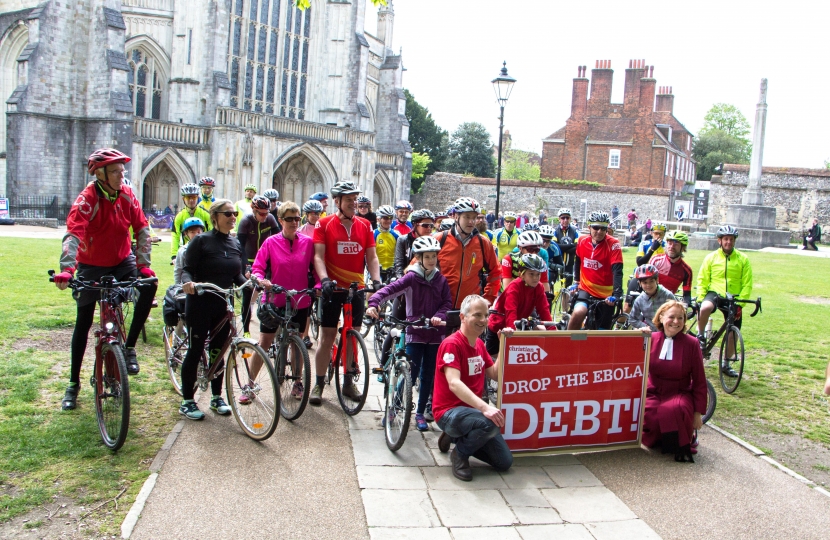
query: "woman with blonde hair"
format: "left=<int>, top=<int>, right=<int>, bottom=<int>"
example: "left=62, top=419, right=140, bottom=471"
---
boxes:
left=642, top=300, right=707, bottom=462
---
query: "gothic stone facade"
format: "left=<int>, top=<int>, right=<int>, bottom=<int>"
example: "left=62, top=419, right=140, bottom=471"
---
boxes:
left=541, top=60, right=695, bottom=192
left=0, top=0, right=411, bottom=211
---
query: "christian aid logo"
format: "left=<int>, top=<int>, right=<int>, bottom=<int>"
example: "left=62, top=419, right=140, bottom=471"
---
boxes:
left=508, top=345, right=547, bottom=365
left=337, top=241, right=361, bottom=255
left=583, top=258, right=602, bottom=270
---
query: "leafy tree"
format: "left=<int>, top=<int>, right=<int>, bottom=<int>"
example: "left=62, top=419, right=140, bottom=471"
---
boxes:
left=445, top=122, right=495, bottom=178
left=693, top=129, right=751, bottom=180
left=404, top=90, right=447, bottom=175
left=410, top=152, right=432, bottom=192
left=701, top=103, right=751, bottom=139
left=502, top=149, right=540, bottom=181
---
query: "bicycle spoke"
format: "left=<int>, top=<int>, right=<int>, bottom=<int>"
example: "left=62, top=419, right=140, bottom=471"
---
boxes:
left=226, top=342, right=280, bottom=440
left=277, top=335, right=310, bottom=421
left=95, top=344, right=130, bottom=450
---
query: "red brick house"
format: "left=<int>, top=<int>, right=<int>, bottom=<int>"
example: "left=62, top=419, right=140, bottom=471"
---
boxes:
left=541, top=60, right=695, bottom=191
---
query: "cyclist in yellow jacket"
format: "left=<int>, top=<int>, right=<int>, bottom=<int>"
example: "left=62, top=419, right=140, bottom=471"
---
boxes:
left=373, top=205, right=399, bottom=283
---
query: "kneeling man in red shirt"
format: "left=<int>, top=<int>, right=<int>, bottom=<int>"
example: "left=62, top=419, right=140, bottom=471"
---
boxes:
left=433, top=295, right=513, bottom=481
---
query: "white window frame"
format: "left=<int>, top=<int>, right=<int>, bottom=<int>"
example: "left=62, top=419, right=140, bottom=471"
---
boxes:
left=608, top=149, right=621, bottom=169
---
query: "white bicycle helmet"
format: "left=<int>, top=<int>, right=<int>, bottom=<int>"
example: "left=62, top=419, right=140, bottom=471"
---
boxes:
left=376, top=205, right=395, bottom=218
left=503, top=211, right=517, bottom=221
left=331, top=181, right=361, bottom=197
left=412, top=236, right=442, bottom=253
left=454, top=197, right=481, bottom=214
left=395, top=200, right=413, bottom=210
left=303, top=200, right=324, bottom=213
left=410, top=209, right=435, bottom=223
left=717, top=225, right=739, bottom=238
left=538, top=224, right=556, bottom=238
left=587, top=211, right=610, bottom=226
left=262, top=189, right=280, bottom=201
left=558, top=208, right=572, bottom=218
left=180, top=183, right=199, bottom=196
left=439, top=218, right=455, bottom=231
left=517, top=230, right=544, bottom=247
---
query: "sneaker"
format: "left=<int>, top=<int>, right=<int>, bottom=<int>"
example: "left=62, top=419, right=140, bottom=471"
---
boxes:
left=179, top=400, right=204, bottom=420
left=341, top=381, right=363, bottom=401
left=423, top=401, right=434, bottom=423
left=415, top=413, right=428, bottom=431
left=210, top=396, right=232, bottom=415
left=243, top=332, right=251, bottom=339
left=381, top=408, right=395, bottom=428
left=61, top=384, right=79, bottom=411
left=303, top=337, right=313, bottom=349
left=721, top=363, right=739, bottom=378
left=124, top=347, right=140, bottom=375
left=238, top=393, right=252, bottom=405
left=697, top=335, right=707, bottom=350
left=309, top=384, right=323, bottom=405
left=291, top=381, right=304, bottom=400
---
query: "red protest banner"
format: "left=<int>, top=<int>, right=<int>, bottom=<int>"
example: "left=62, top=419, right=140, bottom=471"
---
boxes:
left=497, top=331, right=649, bottom=454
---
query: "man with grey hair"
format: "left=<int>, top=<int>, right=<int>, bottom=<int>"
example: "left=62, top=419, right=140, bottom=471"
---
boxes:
left=432, top=295, right=512, bottom=481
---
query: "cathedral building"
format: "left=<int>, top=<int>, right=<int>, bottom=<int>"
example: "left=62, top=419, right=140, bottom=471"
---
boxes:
left=541, top=60, right=694, bottom=192
left=0, top=0, right=411, bottom=213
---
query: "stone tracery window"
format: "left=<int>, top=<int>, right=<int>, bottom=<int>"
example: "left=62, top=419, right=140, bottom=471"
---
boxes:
left=127, top=48, right=163, bottom=119
left=228, top=0, right=311, bottom=119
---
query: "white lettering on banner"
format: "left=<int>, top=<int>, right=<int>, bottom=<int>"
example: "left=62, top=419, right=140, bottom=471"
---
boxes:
left=503, top=378, right=552, bottom=395
left=583, top=258, right=602, bottom=270
left=572, top=400, right=601, bottom=436
left=502, top=403, right=538, bottom=440
left=540, top=401, right=570, bottom=438
left=508, top=345, right=548, bottom=365
left=592, top=366, right=643, bottom=383
left=502, top=398, right=642, bottom=440
left=555, top=372, right=589, bottom=388
left=337, top=241, right=361, bottom=255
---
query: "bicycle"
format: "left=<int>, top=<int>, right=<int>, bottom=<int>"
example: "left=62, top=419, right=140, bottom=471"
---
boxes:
left=323, top=282, right=370, bottom=415
left=162, top=286, right=188, bottom=395
left=579, top=295, right=625, bottom=331
left=547, top=270, right=573, bottom=328
left=179, top=281, right=281, bottom=440
left=686, top=294, right=762, bottom=394
left=254, top=282, right=313, bottom=421
left=48, top=270, right=158, bottom=450
left=309, top=295, right=322, bottom=343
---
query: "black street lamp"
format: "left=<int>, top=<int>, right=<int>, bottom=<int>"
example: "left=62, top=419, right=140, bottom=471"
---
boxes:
left=492, top=61, right=516, bottom=220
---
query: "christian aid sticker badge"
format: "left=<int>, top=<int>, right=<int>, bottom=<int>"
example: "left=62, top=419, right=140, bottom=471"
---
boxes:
left=337, top=241, right=361, bottom=255
left=443, top=352, right=455, bottom=364
left=468, top=355, right=483, bottom=376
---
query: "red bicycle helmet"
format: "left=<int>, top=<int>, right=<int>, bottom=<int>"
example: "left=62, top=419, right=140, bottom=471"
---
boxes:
left=634, top=264, right=659, bottom=280
left=87, top=148, right=131, bottom=175
left=251, top=195, right=270, bottom=210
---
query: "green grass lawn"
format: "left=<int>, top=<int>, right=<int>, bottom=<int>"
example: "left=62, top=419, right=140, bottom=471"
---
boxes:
left=0, top=238, right=181, bottom=534
left=0, top=237, right=829, bottom=533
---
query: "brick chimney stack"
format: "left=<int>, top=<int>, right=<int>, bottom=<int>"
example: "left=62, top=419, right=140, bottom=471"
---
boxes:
left=638, top=65, right=656, bottom=112
left=623, top=59, right=646, bottom=117
left=656, top=86, right=674, bottom=114
left=587, top=60, right=613, bottom=117
left=571, top=65, right=589, bottom=118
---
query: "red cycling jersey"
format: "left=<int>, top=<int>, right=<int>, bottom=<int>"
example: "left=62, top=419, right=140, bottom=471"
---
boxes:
left=313, top=214, right=375, bottom=288
left=575, top=234, right=622, bottom=298
left=650, top=253, right=693, bottom=296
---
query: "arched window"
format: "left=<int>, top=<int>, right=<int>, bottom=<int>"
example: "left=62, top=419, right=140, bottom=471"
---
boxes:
left=228, top=0, right=311, bottom=119
left=127, top=47, right=164, bottom=119
left=0, top=22, right=29, bottom=155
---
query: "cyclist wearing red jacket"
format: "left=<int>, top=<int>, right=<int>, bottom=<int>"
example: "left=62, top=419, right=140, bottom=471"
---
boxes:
left=567, top=211, right=623, bottom=330
left=54, top=148, right=158, bottom=410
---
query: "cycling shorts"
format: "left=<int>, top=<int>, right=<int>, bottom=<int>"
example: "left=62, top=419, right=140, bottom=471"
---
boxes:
left=574, top=290, right=614, bottom=330
left=321, top=290, right=365, bottom=329
left=703, top=291, right=742, bottom=329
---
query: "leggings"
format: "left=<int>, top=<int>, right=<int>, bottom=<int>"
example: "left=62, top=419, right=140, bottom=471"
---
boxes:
left=181, top=295, right=231, bottom=400
left=241, top=286, right=254, bottom=334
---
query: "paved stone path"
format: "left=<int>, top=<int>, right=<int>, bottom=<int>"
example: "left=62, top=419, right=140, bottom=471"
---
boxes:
left=347, top=362, right=661, bottom=540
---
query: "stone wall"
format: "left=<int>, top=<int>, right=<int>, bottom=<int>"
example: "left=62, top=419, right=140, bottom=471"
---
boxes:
left=411, top=172, right=673, bottom=224
left=710, top=164, right=830, bottom=240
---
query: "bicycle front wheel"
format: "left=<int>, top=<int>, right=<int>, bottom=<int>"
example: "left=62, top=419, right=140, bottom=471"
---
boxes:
left=335, top=329, right=370, bottom=415
left=384, top=359, right=412, bottom=452
left=702, top=379, right=717, bottom=424
left=95, top=343, right=130, bottom=451
left=163, top=324, right=187, bottom=396
left=719, top=326, right=745, bottom=394
left=310, top=299, right=321, bottom=342
left=276, top=334, right=311, bottom=421
left=226, top=341, right=280, bottom=441
left=612, top=312, right=630, bottom=330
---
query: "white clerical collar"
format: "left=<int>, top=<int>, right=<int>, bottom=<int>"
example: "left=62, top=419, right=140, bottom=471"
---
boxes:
left=659, top=337, right=674, bottom=360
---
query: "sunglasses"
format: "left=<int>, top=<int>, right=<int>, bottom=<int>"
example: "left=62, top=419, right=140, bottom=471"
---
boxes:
left=217, top=211, right=239, bottom=218
left=524, top=247, right=540, bottom=253
left=418, top=223, right=435, bottom=229
left=591, top=225, right=607, bottom=231
left=281, top=216, right=302, bottom=222
left=255, top=211, right=269, bottom=217
left=504, top=219, right=516, bottom=224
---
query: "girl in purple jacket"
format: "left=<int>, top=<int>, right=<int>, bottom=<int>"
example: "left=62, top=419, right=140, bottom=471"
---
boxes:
left=366, top=235, right=452, bottom=431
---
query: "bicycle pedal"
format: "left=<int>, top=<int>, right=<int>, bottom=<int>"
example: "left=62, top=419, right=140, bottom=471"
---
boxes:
left=371, top=367, right=384, bottom=375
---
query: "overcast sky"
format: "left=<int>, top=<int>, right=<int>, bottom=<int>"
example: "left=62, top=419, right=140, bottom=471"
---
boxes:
left=367, top=0, right=829, bottom=169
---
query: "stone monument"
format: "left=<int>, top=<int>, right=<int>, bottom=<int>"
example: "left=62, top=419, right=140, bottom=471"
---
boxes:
left=720, top=79, right=791, bottom=249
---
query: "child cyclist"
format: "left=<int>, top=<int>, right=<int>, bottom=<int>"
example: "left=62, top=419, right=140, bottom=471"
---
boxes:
left=366, top=236, right=452, bottom=431
left=174, top=217, right=205, bottom=284
left=485, top=253, right=554, bottom=356
left=299, top=199, right=323, bottom=238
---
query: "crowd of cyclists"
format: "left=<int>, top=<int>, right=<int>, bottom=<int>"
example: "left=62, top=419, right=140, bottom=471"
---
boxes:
left=55, top=148, right=764, bottom=465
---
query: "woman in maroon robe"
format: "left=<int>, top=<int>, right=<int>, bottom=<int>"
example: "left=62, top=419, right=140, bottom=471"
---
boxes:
left=641, top=300, right=707, bottom=462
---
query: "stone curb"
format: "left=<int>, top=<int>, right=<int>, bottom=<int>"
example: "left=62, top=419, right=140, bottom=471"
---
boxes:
left=707, top=422, right=829, bottom=498
left=120, top=420, right=186, bottom=538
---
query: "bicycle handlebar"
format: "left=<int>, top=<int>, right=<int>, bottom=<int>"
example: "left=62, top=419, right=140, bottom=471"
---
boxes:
left=379, top=314, right=446, bottom=328
left=513, top=317, right=558, bottom=330
left=193, top=280, right=252, bottom=296
left=47, top=269, right=158, bottom=289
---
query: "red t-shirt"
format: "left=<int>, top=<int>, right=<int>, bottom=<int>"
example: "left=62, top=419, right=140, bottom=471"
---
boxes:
left=489, top=278, right=552, bottom=333
left=575, top=234, right=623, bottom=298
left=313, top=214, right=375, bottom=288
left=432, top=331, right=494, bottom=423
left=650, top=253, right=693, bottom=296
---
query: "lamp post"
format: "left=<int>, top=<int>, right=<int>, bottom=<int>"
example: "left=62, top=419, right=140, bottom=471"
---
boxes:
left=492, top=61, right=516, bottom=220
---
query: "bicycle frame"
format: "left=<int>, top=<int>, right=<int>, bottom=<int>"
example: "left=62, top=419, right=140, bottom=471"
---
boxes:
left=331, top=283, right=360, bottom=378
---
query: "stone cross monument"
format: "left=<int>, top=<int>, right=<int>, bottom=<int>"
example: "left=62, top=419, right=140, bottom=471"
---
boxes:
left=742, top=79, right=768, bottom=206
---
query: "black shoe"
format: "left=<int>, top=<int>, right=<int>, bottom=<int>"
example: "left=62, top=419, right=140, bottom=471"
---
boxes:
left=437, top=431, right=451, bottom=453
left=303, top=337, right=313, bottom=349
left=721, top=364, right=739, bottom=378
left=450, top=448, right=472, bottom=481
left=124, top=347, right=140, bottom=375
left=61, top=385, right=79, bottom=410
